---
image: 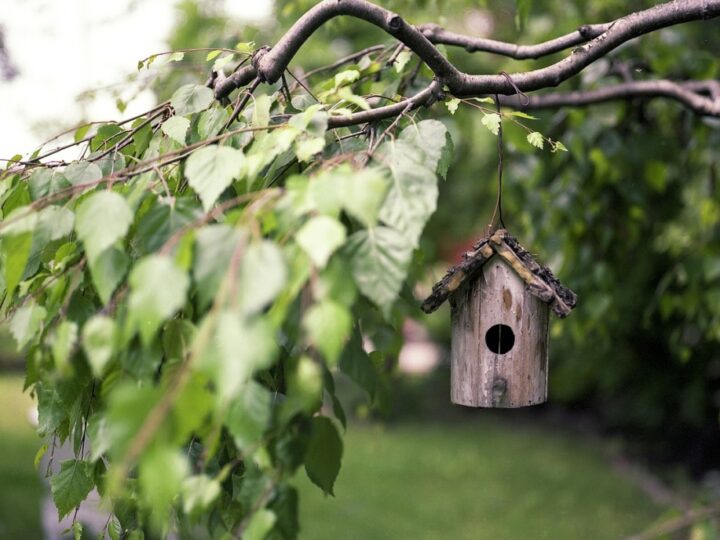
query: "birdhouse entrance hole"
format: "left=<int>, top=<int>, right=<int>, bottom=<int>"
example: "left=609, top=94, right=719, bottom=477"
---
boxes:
left=485, top=324, right=515, bottom=354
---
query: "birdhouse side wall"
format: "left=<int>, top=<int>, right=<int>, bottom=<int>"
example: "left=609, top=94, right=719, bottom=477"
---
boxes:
left=450, top=258, right=549, bottom=407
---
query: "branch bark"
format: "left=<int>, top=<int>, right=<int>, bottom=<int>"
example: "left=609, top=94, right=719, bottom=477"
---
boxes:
left=500, top=80, right=720, bottom=116
left=210, top=0, right=720, bottom=126
left=418, top=22, right=611, bottom=59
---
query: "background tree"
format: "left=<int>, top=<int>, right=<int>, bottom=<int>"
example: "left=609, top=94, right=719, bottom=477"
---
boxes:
left=1, top=0, right=719, bottom=537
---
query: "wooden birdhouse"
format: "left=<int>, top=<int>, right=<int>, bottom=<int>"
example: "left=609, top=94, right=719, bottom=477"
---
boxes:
left=421, top=229, right=577, bottom=408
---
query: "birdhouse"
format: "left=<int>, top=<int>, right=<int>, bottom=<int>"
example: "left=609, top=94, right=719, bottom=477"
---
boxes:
left=421, top=229, right=577, bottom=408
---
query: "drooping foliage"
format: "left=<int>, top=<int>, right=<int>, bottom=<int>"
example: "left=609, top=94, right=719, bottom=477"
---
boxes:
left=0, top=43, right=459, bottom=536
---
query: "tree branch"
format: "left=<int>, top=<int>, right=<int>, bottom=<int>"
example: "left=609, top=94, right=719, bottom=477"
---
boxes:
left=499, top=79, right=720, bottom=116
left=210, top=0, right=720, bottom=126
left=455, top=0, right=720, bottom=95
left=418, top=22, right=610, bottom=59
left=327, top=81, right=441, bottom=128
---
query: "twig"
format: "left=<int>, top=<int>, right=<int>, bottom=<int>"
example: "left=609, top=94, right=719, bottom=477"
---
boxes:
left=623, top=506, right=720, bottom=540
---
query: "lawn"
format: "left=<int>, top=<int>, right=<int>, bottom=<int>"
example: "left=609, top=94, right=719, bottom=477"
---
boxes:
left=0, top=374, right=44, bottom=539
left=296, top=420, right=661, bottom=539
left=0, top=374, right=661, bottom=539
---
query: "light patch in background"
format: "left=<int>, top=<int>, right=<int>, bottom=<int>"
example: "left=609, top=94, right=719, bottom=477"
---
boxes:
left=0, top=0, right=272, bottom=159
left=225, top=0, right=274, bottom=23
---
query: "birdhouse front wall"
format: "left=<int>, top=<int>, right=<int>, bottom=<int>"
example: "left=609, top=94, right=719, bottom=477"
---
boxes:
left=450, top=257, right=550, bottom=408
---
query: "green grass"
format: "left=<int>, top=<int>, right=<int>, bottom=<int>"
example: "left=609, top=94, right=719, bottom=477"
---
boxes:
left=296, top=421, right=661, bottom=540
left=0, top=374, right=661, bottom=539
left=0, top=374, right=44, bottom=539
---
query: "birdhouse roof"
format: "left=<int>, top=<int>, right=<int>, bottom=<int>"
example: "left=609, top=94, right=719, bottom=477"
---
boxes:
left=421, top=229, right=577, bottom=318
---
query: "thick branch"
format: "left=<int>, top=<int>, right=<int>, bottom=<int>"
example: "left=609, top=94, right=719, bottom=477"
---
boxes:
left=455, top=0, right=720, bottom=95
left=211, top=0, right=720, bottom=126
left=327, top=82, right=441, bottom=128
left=255, top=0, right=462, bottom=85
left=500, top=80, right=720, bottom=116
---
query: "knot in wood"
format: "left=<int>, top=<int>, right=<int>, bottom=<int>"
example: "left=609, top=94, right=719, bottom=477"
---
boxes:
left=578, top=24, right=593, bottom=37
left=251, top=46, right=272, bottom=81
left=386, top=13, right=403, bottom=32
left=492, top=377, right=507, bottom=400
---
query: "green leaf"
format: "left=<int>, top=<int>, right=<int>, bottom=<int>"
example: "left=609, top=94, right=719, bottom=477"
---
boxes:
left=235, top=41, right=255, bottom=54
left=238, top=240, right=287, bottom=316
left=34, top=443, right=48, bottom=470
left=204, top=312, right=277, bottom=401
left=75, top=191, right=133, bottom=264
left=134, top=199, right=199, bottom=255
left=198, top=107, right=229, bottom=139
left=90, top=123, right=123, bottom=152
left=171, top=84, right=214, bottom=116
left=552, top=140, right=568, bottom=152
left=507, top=110, right=537, bottom=120
left=288, top=104, right=328, bottom=132
left=340, top=168, right=390, bottom=227
left=245, top=509, right=277, bottom=540
left=252, top=94, right=272, bottom=131
left=377, top=120, right=452, bottom=246
left=268, top=484, right=299, bottom=539
left=472, top=97, right=496, bottom=104
left=295, top=137, right=325, bottom=162
left=82, top=315, right=116, bottom=376
left=334, top=69, right=360, bottom=88
left=295, top=215, right=346, bottom=268
left=345, top=227, right=413, bottom=315
left=182, top=475, right=221, bottom=514
left=73, top=124, right=91, bottom=142
left=206, top=50, right=221, bottom=61
left=339, top=326, right=377, bottom=398
left=94, top=153, right=126, bottom=178
left=394, top=50, right=412, bottom=73
left=51, top=321, right=78, bottom=372
left=63, top=161, right=103, bottom=186
left=304, top=300, right=351, bottom=366
left=108, top=517, right=121, bottom=540
left=50, top=459, right=94, bottom=519
left=316, top=257, right=357, bottom=307
left=132, top=121, right=153, bottom=157
left=286, top=356, right=323, bottom=416
left=304, top=416, right=343, bottom=496
left=337, top=87, right=371, bottom=111
left=166, top=51, right=185, bottom=63
left=213, top=54, right=235, bottom=71
left=28, top=167, right=70, bottom=200
left=225, top=381, right=272, bottom=450
left=128, top=255, right=189, bottom=345
left=0, top=231, right=33, bottom=299
left=104, top=384, right=162, bottom=459
left=527, top=131, right=544, bottom=149
left=36, top=383, right=66, bottom=436
left=481, top=113, right=502, bottom=135
left=161, top=116, right=190, bottom=144
left=9, top=302, right=47, bottom=351
left=88, top=246, right=129, bottom=305
left=139, top=446, right=188, bottom=527
left=185, top=145, right=245, bottom=211
left=194, top=224, right=245, bottom=309
left=446, top=97, right=460, bottom=115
